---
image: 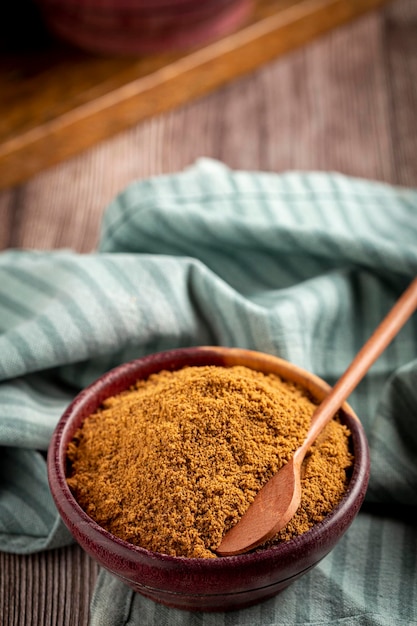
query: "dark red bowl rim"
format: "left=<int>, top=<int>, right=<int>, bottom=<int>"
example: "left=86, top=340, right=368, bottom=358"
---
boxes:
left=38, top=0, right=244, bottom=10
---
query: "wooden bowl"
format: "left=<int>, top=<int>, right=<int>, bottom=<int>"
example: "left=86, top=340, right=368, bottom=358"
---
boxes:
left=47, top=346, right=370, bottom=612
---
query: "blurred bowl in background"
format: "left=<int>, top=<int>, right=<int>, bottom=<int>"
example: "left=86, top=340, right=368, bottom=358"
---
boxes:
left=48, top=346, right=370, bottom=612
left=34, top=0, right=254, bottom=54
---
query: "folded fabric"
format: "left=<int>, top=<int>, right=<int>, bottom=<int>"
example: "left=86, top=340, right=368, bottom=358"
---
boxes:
left=1, top=159, right=416, bottom=625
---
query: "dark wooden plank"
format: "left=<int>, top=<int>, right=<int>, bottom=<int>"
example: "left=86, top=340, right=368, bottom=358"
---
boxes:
left=383, top=0, right=417, bottom=186
left=0, top=546, right=99, bottom=626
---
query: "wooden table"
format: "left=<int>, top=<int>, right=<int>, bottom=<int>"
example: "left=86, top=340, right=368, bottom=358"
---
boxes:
left=1, top=0, right=416, bottom=623
left=0, top=0, right=390, bottom=189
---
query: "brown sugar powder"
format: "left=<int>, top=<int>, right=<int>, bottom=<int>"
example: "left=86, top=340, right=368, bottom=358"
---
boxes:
left=66, top=365, right=353, bottom=558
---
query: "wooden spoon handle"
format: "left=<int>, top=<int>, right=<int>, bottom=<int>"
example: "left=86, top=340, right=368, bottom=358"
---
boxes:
left=301, top=276, right=417, bottom=453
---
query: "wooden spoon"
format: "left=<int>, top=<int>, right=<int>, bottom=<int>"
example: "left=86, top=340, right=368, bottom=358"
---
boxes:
left=216, top=276, right=417, bottom=556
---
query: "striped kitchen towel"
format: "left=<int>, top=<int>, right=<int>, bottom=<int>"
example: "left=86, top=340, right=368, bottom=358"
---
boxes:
left=1, top=159, right=416, bottom=625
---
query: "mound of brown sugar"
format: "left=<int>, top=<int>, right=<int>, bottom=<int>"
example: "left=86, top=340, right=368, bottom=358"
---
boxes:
left=66, top=365, right=353, bottom=558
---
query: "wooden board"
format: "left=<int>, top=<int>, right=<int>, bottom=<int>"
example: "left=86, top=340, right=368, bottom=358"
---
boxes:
left=0, top=0, right=389, bottom=189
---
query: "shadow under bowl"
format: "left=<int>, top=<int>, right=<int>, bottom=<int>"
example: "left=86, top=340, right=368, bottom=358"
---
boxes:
left=47, top=346, right=370, bottom=612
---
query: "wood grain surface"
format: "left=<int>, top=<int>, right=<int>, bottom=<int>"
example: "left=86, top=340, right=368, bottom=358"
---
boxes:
left=0, top=0, right=416, bottom=624
left=0, top=0, right=389, bottom=189
left=0, top=547, right=98, bottom=626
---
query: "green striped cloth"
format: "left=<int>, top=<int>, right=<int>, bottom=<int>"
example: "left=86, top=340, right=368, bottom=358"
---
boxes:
left=1, top=159, right=416, bottom=625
